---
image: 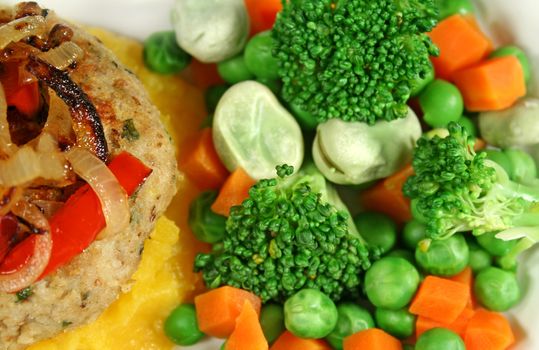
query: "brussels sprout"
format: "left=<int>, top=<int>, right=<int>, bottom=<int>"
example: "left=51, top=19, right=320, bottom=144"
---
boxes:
left=213, top=81, right=304, bottom=179
left=415, top=234, right=469, bottom=276
left=171, top=0, right=249, bottom=63
left=313, top=107, right=421, bottom=185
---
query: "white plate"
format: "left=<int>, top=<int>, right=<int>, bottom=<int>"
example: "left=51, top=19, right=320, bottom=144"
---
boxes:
left=3, top=0, right=537, bottom=348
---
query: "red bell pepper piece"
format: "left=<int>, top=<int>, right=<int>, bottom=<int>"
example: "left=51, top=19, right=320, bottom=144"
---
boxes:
left=0, top=152, right=152, bottom=278
left=6, top=81, right=40, bottom=117
left=0, top=214, right=19, bottom=263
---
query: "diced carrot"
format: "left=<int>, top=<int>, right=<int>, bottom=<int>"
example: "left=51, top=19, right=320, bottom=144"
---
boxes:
left=448, top=266, right=475, bottom=309
left=360, top=165, right=414, bottom=224
left=194, top=286, right=262, bottom=338
left=226, top=301, right=268, bottom=350
left=244, top=0, right=282, bottom=36
left=428, top=14, right=493, bottom=80
left=179, top=128, right=229, bottom=190
left=416, top=307, right=475, bottom=339
left=211, top=167, right=256, bottom=216
left=409, top=276, right=470, bottom=324
left=187, top=59, right=225, bottom=89
left=464, top=309, right=515, bottom=350
left=343, top=328, right=402, bottom=350
left=452, top=56, right=526, bottom=111
left=270, top=331, right=332, bottom=350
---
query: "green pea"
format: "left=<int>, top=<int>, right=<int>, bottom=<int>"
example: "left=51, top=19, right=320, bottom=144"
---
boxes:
left=490, top=46, right=532, bottom=84
left=217, top=54, right=254, bottom=84
left=504, top=149, right=537, bottom=183
left=467, top=239, right=492, bottom=273
left=354, top=212, right=397, bottom=255
left=415, top=234, right=469, bottom=276
left=260, top=304, right=285, bottom=344
left=205, top=85, right=229, bottom=113
left=419, top=79, right=464, bottom=128
left=364, top=257, right=420, bottom=310
left=386, top=249, right=415, bottom=263
left=435, top=0, right=474, bottom=19
left=243, top=31, right=280, bottom=80
left=416, top=328, right=465, bottom=350
left=163, top=304, right=205, bottom=346
left=404, top=345, right=415, bottom=350
left=326, top=303, right=374, bottom=350
left=456, top=116, right=476, bottom=138
left=410, top=61, right=435, bottom=96
left=474, top=267, right=521, bottom=311
left=143, top=31, right=191, bottom=74
left=375, top=308, right=416, bottom=339
left=482, top=150, right=514, bottom=179
left=188, top=191, right=227, bottom=243
left=284, top=289, right=338, bottom=339
left=476, top=232, right=518, bottom=257
left=403, top=219, right=427, bottom=250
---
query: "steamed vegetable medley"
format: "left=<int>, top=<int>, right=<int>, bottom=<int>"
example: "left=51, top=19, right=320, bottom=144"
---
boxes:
left=143, top=0, right=537, bottom=349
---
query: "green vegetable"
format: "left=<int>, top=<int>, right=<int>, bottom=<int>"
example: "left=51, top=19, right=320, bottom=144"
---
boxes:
left=217, top=55, right=254, bottom=84
left=188, top=191, right=227, bottom=243
left=474, top=267, right=521, bottom=311
left=260, top=304, right=285, bottom=344
left=15, top=287, right=33, bottom=302
left=435, top=0, right=474, bottom=19
left=375, top=308, right=416, bottom=339
left=415, top=234, right=469, bottom=276
left=212, top=81, right=304, bottom=180
left=244, top=31, right=280, bottom=80
left=256, top=77, right=281, bottom=96
left=476, top=231, right=518, bottom=257
left=164, top=304, right=205, bottom=346
left=457, top=116, right=476, bottom=138
left=364, top=257, right=420, bottom=310
left=467, top=239, right=492, bottom=273
left=194, top=164, right=376, bottom=303
left=326, top=303, right=374, bottom=350
left=205, top=85, right=229, bottom=113
left=272, top=0, right=439, bottom=125
left=386, top=249, right=415, bottom=263
left=490, top=45, right=532, bottom=84
left=415, top=328, right=465, bottom=350
left=403, top=122, right=539, bottom=263
left=403, top=219, right=427, bottom=250
left=354, top=212, right=397, bottom=254
left=411, top=61, right=435, bottom=97
left=288, top=101, right=318, bottom=130
left=482, top=150, right=514, bottom=179
left=121, top=119, right=140, bottom=141
left=419, top=79, right=464, bottom=128
left=143, top=31, right=191, bottom=74
left=313, top=108, right=421, bottom=185
left=504, top=148, right=537, bottom=184
left=284, top=289, right=338, bottom=339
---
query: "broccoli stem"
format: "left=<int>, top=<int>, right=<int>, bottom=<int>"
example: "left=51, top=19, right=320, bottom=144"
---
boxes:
left=495, top=237, right=537, bottom=270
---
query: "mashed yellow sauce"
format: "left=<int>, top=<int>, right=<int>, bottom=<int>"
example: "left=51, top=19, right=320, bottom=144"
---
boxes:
left=28, top=29, right=210, bottom=350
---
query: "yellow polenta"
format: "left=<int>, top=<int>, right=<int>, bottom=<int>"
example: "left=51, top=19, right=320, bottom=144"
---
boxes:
left=28, top=29, right=209, bottom=350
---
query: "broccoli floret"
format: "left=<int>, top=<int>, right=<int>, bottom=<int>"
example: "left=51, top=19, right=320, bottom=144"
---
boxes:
left=194, top=164, right=376, bottom=303
left=403, top=122, right=539, bottom=267
left=272, top=0, right=439, bottom=125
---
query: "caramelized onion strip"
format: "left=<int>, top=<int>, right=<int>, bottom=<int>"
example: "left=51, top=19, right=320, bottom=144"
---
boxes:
left=0, top=15, right=46, bottom=49
left=38, top=41, right=84, bottom=70
left=0, top=200, right=51, bottom=293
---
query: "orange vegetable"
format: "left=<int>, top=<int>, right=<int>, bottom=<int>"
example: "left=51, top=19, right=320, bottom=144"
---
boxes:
left=187, top=59, right=225, bottom=89
left=194, top=286, right=261, bottom=338
left=428, top=14, right=493, bottom=80
left=464, top=309, right=515, bottom=350
left=244, top=0, right=282, bottom=36
left=449, top=266, right=475, bottom=309
left=271, top=331, right=332, bottom=350
left=226, top=301, right=268, bottom=350
left=474, top=138, right=486, bottom=151
left=211, top=167, right=256, bottom=216
left=360, top=165, right=414, bottom=224
left=409, top=276, right=470, bottom=324
left=452, top=56, right=526, bottom=111
left=343, top=328, right=402, bottom=350
left=416, top=307, right=475, bottom=339
left=179, top=128, right=229, bottom=191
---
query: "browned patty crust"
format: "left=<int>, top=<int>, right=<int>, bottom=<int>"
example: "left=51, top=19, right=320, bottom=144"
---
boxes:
left=0, top=6, right=177, bottom=350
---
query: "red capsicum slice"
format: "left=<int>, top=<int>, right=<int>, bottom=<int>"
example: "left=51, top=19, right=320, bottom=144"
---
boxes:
left=1, top=62, right=41, bottom=117
left=0, top=151, right=152, bottom=279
